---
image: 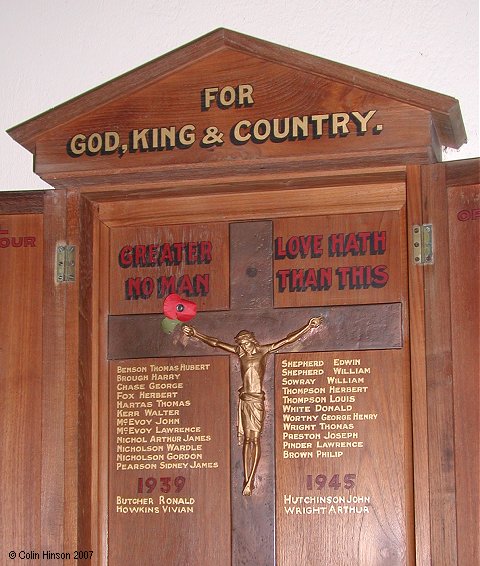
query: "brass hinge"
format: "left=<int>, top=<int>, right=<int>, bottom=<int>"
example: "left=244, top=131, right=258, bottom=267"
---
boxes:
left=56, top=245, right=76, bottom=282
left=412, top=224, right=433, bottom=265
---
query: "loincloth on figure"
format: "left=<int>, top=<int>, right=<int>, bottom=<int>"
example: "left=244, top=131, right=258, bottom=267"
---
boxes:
left=237, top=389, right=265, bottom=445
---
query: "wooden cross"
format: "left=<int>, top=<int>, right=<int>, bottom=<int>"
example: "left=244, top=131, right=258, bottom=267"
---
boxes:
left=108, top=220, right=401, bottom=565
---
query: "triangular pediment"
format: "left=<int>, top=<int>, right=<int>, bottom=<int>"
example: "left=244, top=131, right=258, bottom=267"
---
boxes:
left=8, top=29, right=466, bottom=188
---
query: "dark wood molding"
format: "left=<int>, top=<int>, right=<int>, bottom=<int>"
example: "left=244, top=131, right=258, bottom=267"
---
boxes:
left=8, top=29, right=465, bottom=152
left=0, top=191, right=45, bottom=213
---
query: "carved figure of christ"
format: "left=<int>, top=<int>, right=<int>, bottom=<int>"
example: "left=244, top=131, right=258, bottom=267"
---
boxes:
left=182, top=316, right=323, bottom=496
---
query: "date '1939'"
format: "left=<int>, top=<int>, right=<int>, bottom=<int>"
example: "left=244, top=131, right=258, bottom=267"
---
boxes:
left=306, top=473, right=356, bottom=490
left=137, top=476, right=186, bottom=494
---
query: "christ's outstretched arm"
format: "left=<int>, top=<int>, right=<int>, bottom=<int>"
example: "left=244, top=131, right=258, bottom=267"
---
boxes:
left=268, top=316, right=323, bottom=352
left=182, top=325, right=236, bottom=354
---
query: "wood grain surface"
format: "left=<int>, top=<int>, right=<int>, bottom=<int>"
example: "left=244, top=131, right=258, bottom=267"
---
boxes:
left=405, top=164, right=432, bottom=565
left=109, top=222, right=229, bottom=315
left=448, top=180, right=479, bottom=565
left=105, top=213, right=408, bottom=566
left=275, top=349, right=413, bottom=566
left=273, top=210, right=403, bottom=307
left=31, top=48, right=432, bottom=178
left=108, top=357, right=231, bottom=566
left=421, top=165, right=458, bottom=566
left=8, top=27, right=466, bottom=191
left=9, top=28, right=465, bottom=154
left=2, top=29, right=475, bottom=566
left=0, top=214, right=43, bottom=561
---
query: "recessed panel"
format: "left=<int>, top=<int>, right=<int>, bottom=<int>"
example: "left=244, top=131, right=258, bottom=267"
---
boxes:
left=109, top=357, right=231, bottom=566
left=109, top=222, right=229, bottom=315
left=274, top=211, right=402, bottom=307
left=275, top=349, right=411, bottom=566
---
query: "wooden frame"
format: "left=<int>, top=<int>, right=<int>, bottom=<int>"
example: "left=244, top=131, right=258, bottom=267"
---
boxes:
left=72, top=166, right=416, bottom=564
left=3, top=29, right=476, bottom=566
left=0, top=194, right=44, bottom=563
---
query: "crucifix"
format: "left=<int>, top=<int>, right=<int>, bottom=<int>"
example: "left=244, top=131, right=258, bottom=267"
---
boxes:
left=182, top=316, right=323, bottom=495
left=109, top=220, right=401, bottom=564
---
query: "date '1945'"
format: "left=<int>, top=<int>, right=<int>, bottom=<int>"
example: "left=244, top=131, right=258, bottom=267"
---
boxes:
left=306, top=473, right=356, bottom=490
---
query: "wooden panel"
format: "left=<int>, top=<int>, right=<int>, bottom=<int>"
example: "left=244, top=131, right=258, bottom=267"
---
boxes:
left=64, top=190, right=81, bottom=553
left=5, top=30, right=472, bottom=565
left=9, top=28, right=464, bottom=157
left=109, top=222, right=229, bottom=315
left=78, top=195, right=102, bottom=560
left=421, top=164, right=458, bottom=565
left=98, top=219, right=111, bottom=563
left=108, top=357, right=231, bottom=566
left=79, top=168, right=406, bottom=201
left=446, top=158, right=480, bottom=186
left=106, top=208, right=405, bottom=566
left=273, top=211, right=403, bottom=307
left=34, top=48, right=433, bottom=178
left=78, top=203, right=116, bottom=564
left=0, top=191, right=44, bottom=213
left=37, top=151, right=431, bottom=191
left=0, top=214, right=43, bottom=560
left=97, top=182, right=405, bottom=228
left=448, top=182, right=480, bottom=566
left=41, top=191, right=67, bottom=563
left=275, top=349, right=413, bottom=565
left=229, top=221, right=275, bottom=564
left=80, top=177, right=412, bottom=566
left=108, top=303, right=403, bottom=360
left=230, top=220, right=273, bottom=310
left=405, top=164, right=431, bottom=565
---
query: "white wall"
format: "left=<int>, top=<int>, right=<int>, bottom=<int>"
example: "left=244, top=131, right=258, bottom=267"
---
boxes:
left=1, top=0, right=478, bottom=191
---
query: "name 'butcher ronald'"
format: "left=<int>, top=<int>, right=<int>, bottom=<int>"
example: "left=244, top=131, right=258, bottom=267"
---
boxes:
left=182, top=316, right=323, bottom=496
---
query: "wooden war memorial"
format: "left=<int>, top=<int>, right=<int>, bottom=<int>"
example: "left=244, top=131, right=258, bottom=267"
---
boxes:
left=1, top=29, right=479, bottom=565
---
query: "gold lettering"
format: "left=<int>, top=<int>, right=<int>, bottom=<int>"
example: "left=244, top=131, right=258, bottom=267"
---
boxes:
left=219, top=85, right=236, bottom=107
left=104, top=131, right=120, bottom=152
left=292, top=115, right=309, bottom=138
left=232, top=120, right=251, bottom=142
left=310, top=114, right=329, bottom=136
left=87, top=132, right=102, bottom=153
left=351, top=110, right=377, bottom=132
left=238, top=83, right=254, bottom=105
left=69, top=133, right=86, bottom=155
left=132, top=129, right=149, bottom=150
left=178, top=125, right=196, bottom=146
left=253, top=119, right=271, bottom=141
left=160, top=127, right=175, bottom=149
left=331, top=113, right=350, bottom=135
left=272, top=118, right=290, bottom=140
left=203, top=87, right=218, bottom=109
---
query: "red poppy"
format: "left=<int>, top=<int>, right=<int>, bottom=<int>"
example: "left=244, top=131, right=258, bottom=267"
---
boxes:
left=163, top=293, right=197, bottom=322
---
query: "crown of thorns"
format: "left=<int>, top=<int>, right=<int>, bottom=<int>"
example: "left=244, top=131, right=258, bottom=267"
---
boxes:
left=234, top=330, right=256, bottom=343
